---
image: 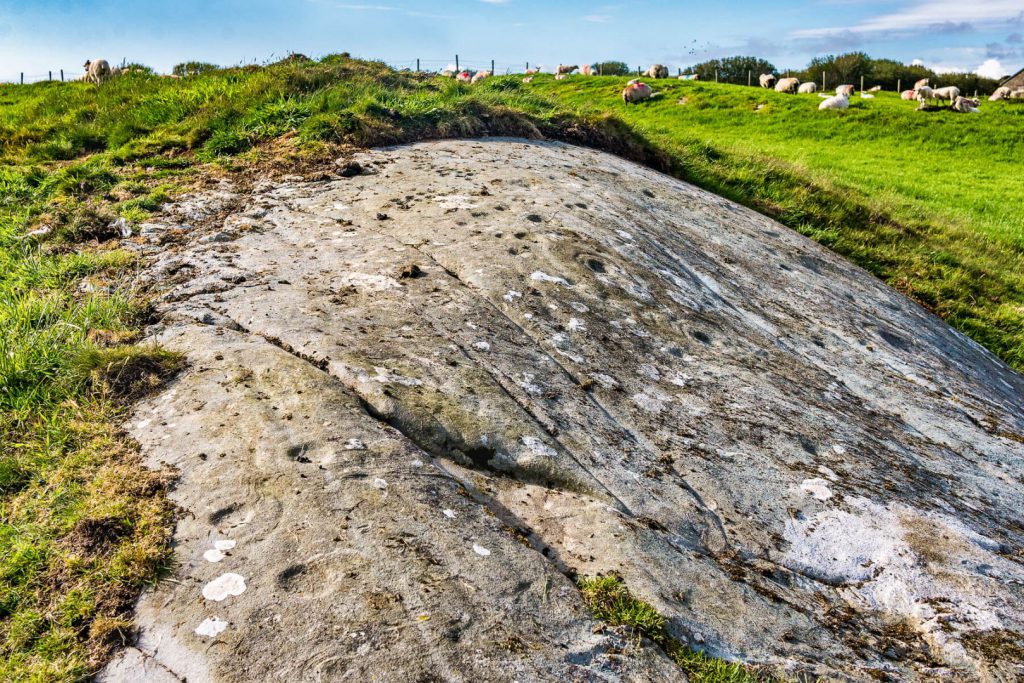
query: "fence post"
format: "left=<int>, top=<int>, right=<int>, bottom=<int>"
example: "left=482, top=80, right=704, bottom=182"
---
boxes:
left=416, top=59, right=420, bottom=72
left=48, top=71, right=52, bottom=81
left=822, top=71, right=825, bottom=91
left=21, top=73, right=24, bottom=85
left=526, top=62, right=529, bottom=72
left=491, top=59, right=494, bottom=74
left=455, top=55, right=459, bottom=71
left=748, top=70, right=752, bottom=87
left=715, top=69, right=719, bottom=83
left=897, top=78, right=901, bottom=94
left=61, top=69, right=64, bottom=82
left=860, top=75, right=864, bottom=92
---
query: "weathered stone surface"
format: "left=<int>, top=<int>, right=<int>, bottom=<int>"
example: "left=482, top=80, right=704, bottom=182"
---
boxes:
left=102, top=140, right=1024, bottom=682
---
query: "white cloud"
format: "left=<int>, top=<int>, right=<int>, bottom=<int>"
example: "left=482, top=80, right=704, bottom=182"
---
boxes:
left=912, top=58, right=925, bottom=66
left=792, top=0, right=1023, bottom=38
left=584, top=14, right=611, bottom=23
left=976, top=58, right=1005, bottom=78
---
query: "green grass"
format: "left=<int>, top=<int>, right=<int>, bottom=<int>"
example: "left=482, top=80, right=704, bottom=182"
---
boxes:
left=578, top=574, right=773, bottom=682
left=1, top=55, right=1021, bottom=680
left=528, top=75, right=1024, bottom=370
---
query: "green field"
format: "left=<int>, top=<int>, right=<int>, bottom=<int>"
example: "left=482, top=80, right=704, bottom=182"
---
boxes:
left=1, top=56, right=1022, bottom=681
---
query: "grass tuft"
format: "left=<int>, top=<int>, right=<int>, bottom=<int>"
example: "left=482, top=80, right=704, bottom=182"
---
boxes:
left=578, top=574, right=774, bottom=683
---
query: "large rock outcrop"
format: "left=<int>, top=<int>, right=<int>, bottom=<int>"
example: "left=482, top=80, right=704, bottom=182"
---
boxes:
left=101, top=140, right=1024, bottom=682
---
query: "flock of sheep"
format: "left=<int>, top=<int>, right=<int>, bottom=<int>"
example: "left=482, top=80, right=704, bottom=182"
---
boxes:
left=79, top=56, right=1022, bottom=115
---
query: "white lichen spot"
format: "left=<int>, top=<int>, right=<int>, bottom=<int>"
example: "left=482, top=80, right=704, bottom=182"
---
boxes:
left=202, top=573, right=247, bottom=602
left=443, top=509, right=456, bottom=519
left=632, top=390, right=668, bottom=415
left=372, top=478, right=388, bottom=490
left=473, top=544, right=492, bottom=557
left=519, top=374, right=544, bottom=396
left=204, top=549, right=227, bottom=563
left=195, top=617, right=229, bottom=638
left=356, top=642, right=372, bottom=657
left=800, top=478, right=834, bottom=502
left=503, top=290, right=523, bottom=303
left=473, top=341, right=491, bottom=352
left=669, top=372, right=690, bottom=387
left=591, top=373, right=619, bottom=389
left=372, top=367, right=423, bottom=387
left=521, top=436, right=557, bottom=458
left=639, top=364, right=661, bottom=381
left=571, top=302, right=590, bottom=313
left=344, top=438, right=367, bottom=451
left=137, top=419, right=152, bottom=430
left=616, top=230, right=634, bottom=241
left=832, top=444, right=847, bottom=455
left=530, top=271, right=571, bottom=287
left=214, top=540, right=236, bottom=551
left=567, top=318, right=587, bottom=333
left=411, top=459, right=424, bottom=468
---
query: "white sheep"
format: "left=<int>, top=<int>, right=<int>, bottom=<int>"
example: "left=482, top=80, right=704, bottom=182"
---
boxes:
left=554, top=74, right=568, bottom=81
left=989, top=86, right=1012, bottom=101
left=456, top=70, right=472, bottom=83
left=678, top=74, right=699, bottom=81
left=775, top=77, right=800, bottom=94
left=915, top=85, right=934, bottom=106
left=622, top=81, right=653, bottom=104
left=556, top=64, right=578, bottom=76
left=759, top=73, right=777, bottom=89
left=913, top=78, right=930, bottom=91
left=867, top=85, right=882, bottom=93
left=82, top=59, right=111, bottom=85
left=818, top=93, right=850, bottom=111
left=580, top=65, right=594, bottom=76
left=1010, top=89, right=1024, bottom=99
left=798, top=82, right=817, bottom=94
left=523, top=76, right=534, bottom=83
left=931, top=86, right=960, bottom=104
left=951, top=96, right=980, bottom=113
left=646, top=64, right=669, bottom=79
left=901, top=89, right=917, bottom=100
left=471, top=70, right=491, bottom=84
left=836, top=84, right=855, bottom=97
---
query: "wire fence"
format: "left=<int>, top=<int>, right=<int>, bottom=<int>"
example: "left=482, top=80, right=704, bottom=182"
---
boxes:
left=1, top=55, right=659, bottom=85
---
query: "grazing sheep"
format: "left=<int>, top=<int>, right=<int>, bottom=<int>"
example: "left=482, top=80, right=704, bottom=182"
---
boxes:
left=556, top=64, right=578, bottom=75
left=836, top=84, right=855, bottom=97
left=990, top=86, right=1012, bottom=101
left=867, top=85, right=882, bottom=93
left=471, top=70, right=491, bottom=84
left=678, top=74, right=699, bottom=81
left=456, top=71, right=472, bottom=83
left=82, top=59, right=111, bottom=85
left=913, top=78, right=930, bottom=90
left=1010, top=89, right=1024, bottom=99
left=523, top=76, right=534, bottom=83
left=860, top=92, right=875, bottom=99
left=931, top=86, right=960, bottom=104
left=901, top=89, right=917, bottom=100
left=555, top=74, right=569, bottom=81
left=646, top=64, right=669, bottom=79
left=798, top=82, right=817, bottom=94
left=580, top=65, right=594, bottom=76
left=759, top=73, right=777, bottom=89
left=818, top=93, right=850, bottom=111
left=775, top=77, right=800, bottom=94
left=951, top=96, right=980, bottom=113
left=622, top=81, right=653, bottom=104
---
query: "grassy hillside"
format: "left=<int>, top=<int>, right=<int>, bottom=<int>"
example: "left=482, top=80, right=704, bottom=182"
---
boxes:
left=1, top=55, right=1022, bottom=681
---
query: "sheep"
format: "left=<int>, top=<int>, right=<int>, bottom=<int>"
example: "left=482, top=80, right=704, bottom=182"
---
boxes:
left=554, top=73, right=569, bottom=81
left=867, top=85, right=882, bottom=93
left=818, top=92, right=850, bottom=111
left=836, top=84, right=855, bottom=97
left=556, top=64, right=578, bottom=75
left=82, top=59, right=111, bottom=85
left=759, top=73, right=777, bottom=89
left=456, top=70, right=472, bottom=83
left=990, top=86, right=1011, bottom=101
left=775, top=77, right=800, bottom=94
left=678, top=74, right=699, bottom=81
left=798, top=82, right=817, bottom=94
left=915, top=85, right=934, bottom=107
left=523, top=76, right=534, bottom=83
left=951, top=95, right=980, bottom=113
left=901, top=89, right=917, bottom=100
left=622, top=81, right=653, bottom=104
left=646, top=64, right=669, bottom=79
left=931, top=86, right=960, bottom=104
left=471, top=70, right=491, bottom=84
left=913, top=78, right=930, bottom=90
left=580, top=65, right=594, bottom=76
left=1010, top=89, right=1024, bottom=99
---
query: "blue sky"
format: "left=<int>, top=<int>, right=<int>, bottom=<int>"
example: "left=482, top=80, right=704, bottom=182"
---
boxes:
left=1, top=0, right=1022, bottom=81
